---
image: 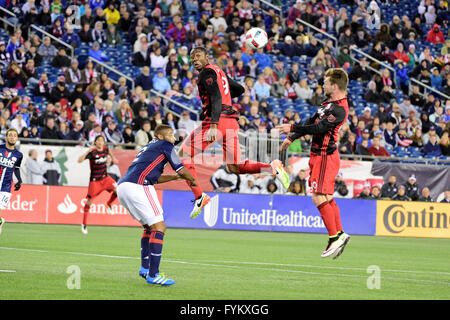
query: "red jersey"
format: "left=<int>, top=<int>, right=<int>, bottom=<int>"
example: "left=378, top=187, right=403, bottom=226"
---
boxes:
left=197, top=64, right=243, bottom=124
left=86, top=146, right=109, bottom=181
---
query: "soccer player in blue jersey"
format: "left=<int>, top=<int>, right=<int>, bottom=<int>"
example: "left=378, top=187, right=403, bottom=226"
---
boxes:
left=0, top=128, right=23, bottom=235
left=117, top=124, right=197, bottom=286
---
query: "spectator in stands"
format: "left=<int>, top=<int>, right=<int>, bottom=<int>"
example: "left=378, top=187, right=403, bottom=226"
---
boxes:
left=42, top=149, right=61, bottom=186
left=439, top=131, right=450, bottom=156
left=423, top=126, right=440, bottom=145
left=49, top=80, right=70, bottom=104
left=211, top=165, right=239, bottom=193
left=152, top=69, right=171, bottom=93
left=135, top=120, right=153, bottom=150
left=356, top=183, right=373, bottom=199
left=418, top=187, right=433, bottom=202
left=177, top=110, right=196, bottom=140
left=88, top=41, right=108, bottom=63
left=40, top=117, right=59, bottom=142
left=79, top=23, right=94, bottom=44
left=364, top=81, right=382, bottom=104
left=106, top=24, right=122, bottom=46
left=409, top=85, right=426, bottom=109
left=426, top=24, right=445, bottom=44
left=38, top=37, right=57, bottom=64
left=440, top=190, right=450, bottom=203
left=51, top=48, right=71, bottom=69
left=165, top=21, right=187, bottom=43
left=104, top=119, right=123, bottom=144
left=405, top=174, right=420, bottom=201
left=88, top=122, right=105, bottom=142
left=279, top=35, right=296, bottom=58
left=430, top=67, right=443, bottom=92
left=65, top=59, right=83, bottom=85
left=239, top=175, right=261, bottom=194
left=392, top=185, right=411, bottom=201
left=25, top=149, right=44, bottom=185
left=356, top=139, right=370, bottom=156
left=389, top=103, right=403, bottom=126
left=398, top=97, right=418, bottom=118
left=410, top=127, right=424, bottom=148
left=371, top=185, right=382, bottom=200
left=368, top=136, right=390, bottom=157
left=423, top=134, right=442, bottom=157
left=360, top=107, right=374, bottom=127
left=135, top=67, right=153, bottom=94
left=253, top=75, right=271, bottom=101
left=103, top=3, right=120, bottom=25
left=381, top=175, right=398, bottom=198
left=429, top=107, right=444, bottom=125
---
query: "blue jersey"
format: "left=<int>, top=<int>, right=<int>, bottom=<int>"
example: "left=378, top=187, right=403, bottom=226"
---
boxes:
left=119, top=139, right=184, bottom=186
left=0, top=144, right=23, bottom=193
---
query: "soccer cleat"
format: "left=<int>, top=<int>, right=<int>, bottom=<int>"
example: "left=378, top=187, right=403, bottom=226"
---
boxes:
left=81, top=224, right=88, bottom=235
left=271, top=160, right=290, bottom=190
left=146, top=273, right=175, bottom=286
left=139, top=267, right=149, bottom=279
left=321, top=235, right=345, bottom=258
left=189, top=193, right=211, bottom=219
left=0, top=217, right=5, bottom=235
left=332, top=232, right=351, bottom=260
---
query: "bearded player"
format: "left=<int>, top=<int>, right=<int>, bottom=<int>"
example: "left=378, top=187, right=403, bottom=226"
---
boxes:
left=78, top=135, right=119, bottom=234
left=277, top=68, right=351, bottom=259
left=0, top=128, right=23, bottom=235
left=180, top=46, right=290, bottom=218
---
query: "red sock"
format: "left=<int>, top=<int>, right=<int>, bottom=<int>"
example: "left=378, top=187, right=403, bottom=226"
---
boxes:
left=182, top=160, right=203, bottom=199
left=107, top=192, right=118, bottom=207
left=329, top=199, right=343, bottom=232
left=238, top=160, right=272, bottom=174
left=83, top=203, right=91, bottom=225
left=317, top=201, right=337, bottom=236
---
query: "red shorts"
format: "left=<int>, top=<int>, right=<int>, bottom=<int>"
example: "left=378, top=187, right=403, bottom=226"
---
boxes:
left=308, top=151, right=340, bottom=195
left=180, top=117, right=241, bottom=164
left=86, top=176, right=117, bottom=199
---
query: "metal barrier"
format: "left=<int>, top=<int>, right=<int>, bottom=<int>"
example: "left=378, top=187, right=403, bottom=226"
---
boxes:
left=408, top=78, right=450, bottom=101
left=150, top=89, right=200, bottom=121
left=29, top=24, right=74, bottom=58
left=17, top=137, right=138, bottom=149
left=88, top=56, right=135, bottom=91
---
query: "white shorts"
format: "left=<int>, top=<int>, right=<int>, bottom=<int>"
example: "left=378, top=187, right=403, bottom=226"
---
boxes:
left=117, top=182, right=163, bottom=226
left=0, top=192, right=11, bottom=210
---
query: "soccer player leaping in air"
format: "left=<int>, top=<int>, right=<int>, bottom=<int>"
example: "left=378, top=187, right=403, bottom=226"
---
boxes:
left=277, top=68, right=351, bottom=259
left=0, top=129, right=23, bottom=235
left=117, top=124, right=198, bottom=286
left=78, top=135, right=119, bottom=234
left=179, top=46, right=290, bottom=218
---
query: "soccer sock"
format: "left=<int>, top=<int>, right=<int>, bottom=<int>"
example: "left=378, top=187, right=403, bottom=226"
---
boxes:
left=237, top=160, right=272, bottom=174
left=181, top=160, right=203, bottom=199
left=317, top=201, right=338, bottom=237
left=82, top=203, right=91, bottom=225
left=328, top=198, right=343, bottom=233
left=107, top=192, right=118, bottom=207
left=149, top=231, right=164, bottom=277
left=141, top=229, right=151, bottom=270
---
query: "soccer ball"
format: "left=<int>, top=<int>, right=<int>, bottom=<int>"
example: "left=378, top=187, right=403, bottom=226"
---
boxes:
left=245, top=27, right=268, bottom=50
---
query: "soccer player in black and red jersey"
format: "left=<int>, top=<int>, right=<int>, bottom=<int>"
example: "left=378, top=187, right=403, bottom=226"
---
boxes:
left=278, top=68, right=351, bottom=259
left=78, top=135, right=119, bottom=234
left=179, top=46, right=290, bottom=218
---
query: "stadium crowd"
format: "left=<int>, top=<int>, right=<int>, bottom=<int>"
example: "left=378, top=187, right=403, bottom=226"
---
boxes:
left=0, top=0, right=448, bottom=199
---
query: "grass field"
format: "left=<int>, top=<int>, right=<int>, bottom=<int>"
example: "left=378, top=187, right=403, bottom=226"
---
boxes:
left=0, top=223, right=449, bottom=300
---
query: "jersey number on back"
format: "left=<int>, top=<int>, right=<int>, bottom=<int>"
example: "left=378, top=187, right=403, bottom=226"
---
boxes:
left=132, top=146, right=148, bottom=163
left=221, top=76, right=229, bottom=95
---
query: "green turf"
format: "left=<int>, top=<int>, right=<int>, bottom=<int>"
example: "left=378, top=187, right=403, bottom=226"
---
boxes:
left=0, top=223, right=449, bottom=300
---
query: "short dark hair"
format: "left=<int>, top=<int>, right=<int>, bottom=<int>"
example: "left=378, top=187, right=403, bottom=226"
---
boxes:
left=94, top=135, right=105, bottom=143
left=324, top=68, right=349, bottom=92
left=6, top=128, right=18, bottom=136
left=154, top=124, right=173, bottom=137
left=190, top=46, right=207, bottom=56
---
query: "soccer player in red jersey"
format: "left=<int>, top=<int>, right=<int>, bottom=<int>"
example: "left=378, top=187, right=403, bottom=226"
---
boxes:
left=179, top=47, right=290, bottom=218
left=78, top=135, right=119, bottom=234
left=278, top=68, right=351, bottom=259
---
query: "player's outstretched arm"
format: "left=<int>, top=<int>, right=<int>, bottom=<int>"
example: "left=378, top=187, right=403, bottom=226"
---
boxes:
left=201, top=69, right=222, bottom=125
left=78, top=147, right=94, bottom=163
left=157, top=174, right=183, bottom=184
left=177, top=167, right=198, bottom=187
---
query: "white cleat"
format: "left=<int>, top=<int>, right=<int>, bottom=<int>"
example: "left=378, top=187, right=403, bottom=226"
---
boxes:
left=321, top=236, right=345, bottom=258
left=189, top=193, right=211, bottom=219
left=81, top=224, right=88, bottom=235
left=332, top=232, right=351, bottom=260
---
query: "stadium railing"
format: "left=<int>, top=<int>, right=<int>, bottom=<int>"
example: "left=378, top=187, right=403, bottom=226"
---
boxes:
left=150, top=89, right=200, bottom=121
left=17, top=137, right=138, bottom=149
left=408, top=78, right=450, bottom=101
left=29, top=24, right=75, bottom=59
left=88, top=56, right=135, bottom=91
left=0, top=6, right=18, bottom=31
